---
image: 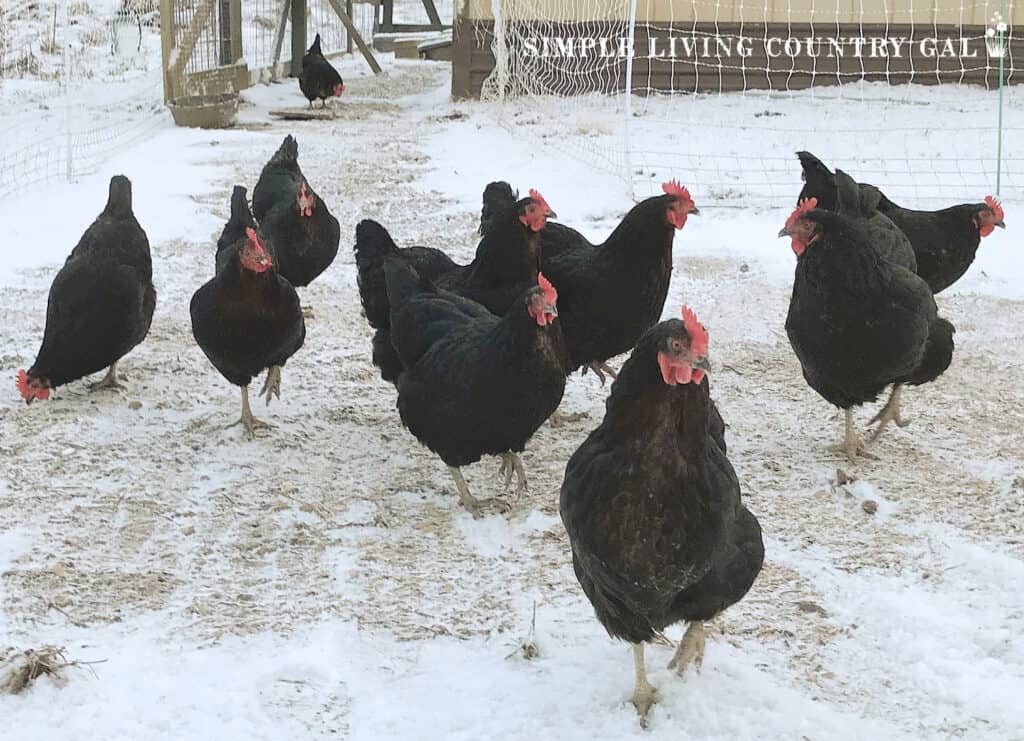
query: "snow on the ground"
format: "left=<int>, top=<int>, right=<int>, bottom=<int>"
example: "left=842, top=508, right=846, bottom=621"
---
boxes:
left=2, top=52, right=1024, bottom=741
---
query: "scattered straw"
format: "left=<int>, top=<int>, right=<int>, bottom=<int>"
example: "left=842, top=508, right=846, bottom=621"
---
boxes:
left=0, top=646, right=104, bottom=694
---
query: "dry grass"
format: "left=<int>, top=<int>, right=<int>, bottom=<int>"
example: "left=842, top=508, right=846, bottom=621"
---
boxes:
left=80, top=27, right=109, bottom=48
left=1, top=646, right=69, bottom=694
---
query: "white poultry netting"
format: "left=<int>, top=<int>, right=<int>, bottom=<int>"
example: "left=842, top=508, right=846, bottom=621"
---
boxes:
left=0, top=0, right=165, bottom=199
left=480, top=0, right=1022, bottom=207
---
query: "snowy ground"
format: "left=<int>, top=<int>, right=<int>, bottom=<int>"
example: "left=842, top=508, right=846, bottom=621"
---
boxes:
left=2, top=53, right=1024, bottom=741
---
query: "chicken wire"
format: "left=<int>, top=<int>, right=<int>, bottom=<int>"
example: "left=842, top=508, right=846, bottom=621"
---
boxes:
left=241, top=0, right=377, bottom=74
left=0, top=1, right=166, bottom=198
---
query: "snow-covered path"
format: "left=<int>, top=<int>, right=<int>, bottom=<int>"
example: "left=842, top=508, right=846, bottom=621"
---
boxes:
left=1, top=59, right=1022, bottom=740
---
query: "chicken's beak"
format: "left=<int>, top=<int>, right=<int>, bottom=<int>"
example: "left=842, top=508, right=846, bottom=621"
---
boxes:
left=689, top=206, right=700, bottom=216
left=778, top=227, right=790, bottom=238
left=996, top=220, right=1006, bottom=229
left=546, top=210, right=558, bottom=219
left=691, top=355, right=712, bottom=372
left=548, top=305, right=559, bottom=318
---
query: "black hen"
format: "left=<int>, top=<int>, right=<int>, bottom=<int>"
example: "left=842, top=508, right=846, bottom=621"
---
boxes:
left=796, top=152, right=916, bottom=272
left=873, top=190, right=1005, bottom=294
left=190, top=188, right=306, bottom=437
left=355, top=189, right=553, bottom=383
left=298, top=33, right=344, bottom=108
left=540, top=181, right=699, bottom=382
left=252, top=135, right=340, bottom=294
left=560, top=309, right=763, bottom=728
left=386, top=261, right=566, bottom=516
left=17, top=175, right=156, bottom=403
left=781, top=198, right=956, bottom=460
left=797, top=150, right=1006, bottom=293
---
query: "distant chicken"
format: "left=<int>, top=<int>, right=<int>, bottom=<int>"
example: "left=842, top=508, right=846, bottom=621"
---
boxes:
left=355, top=188, right=553, bottom=383
left=874, top=191, right=1005, bottom=294
left=190, top=186, right=306, bottom=437
left=560, top=308, right=763, bottom=728
left=781, top=198, right=956, bottom=460
left=386, top=264, right=566, bottom=516
left=796, top=150, right=1005, bottom=293
left=252, top=135, right=340, bottom=308
left=796, top=151, right=917, bottom=272
left=540, top=180, right=699, bottom=382
left=17, top=175, right=156, bottom=403
left=299, top=33, right=344, bottom=108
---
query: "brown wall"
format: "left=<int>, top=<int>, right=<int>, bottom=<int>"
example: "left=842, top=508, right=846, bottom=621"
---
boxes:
left=453, top=19, right=1019, bottom=98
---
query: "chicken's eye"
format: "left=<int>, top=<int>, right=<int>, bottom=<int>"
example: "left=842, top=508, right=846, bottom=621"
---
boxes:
left=670, top=339, right=684, bottom=353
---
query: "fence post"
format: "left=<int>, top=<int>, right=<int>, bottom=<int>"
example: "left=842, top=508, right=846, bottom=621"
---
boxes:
left=996, top=0, right=1006, bottom=195
left=63, top=2, right=72, bottom=181
left=622, top=0, right=638, bottom=200
left=346, top=0, right=353, bottom=54
left=291, top=0, right=306, bottom=77
left=159, top=0, right=175, bottom=102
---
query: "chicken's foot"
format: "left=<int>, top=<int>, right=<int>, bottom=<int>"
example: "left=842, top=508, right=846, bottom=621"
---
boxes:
left=447, top=466, right=511, bottom=519
left=868, top=384, right=909, bottom=442
left=830, top=408, right=878, bottom=463
left=89, top=362, right=125, bottom=391
left=259, top=366, right=282, bottom=406
left=301, top=305, right=316, bottom=319
left=229, top=386, right=274, bottom=439
left=497, top=452, right=528, bottom=495
left=667, top=622, right=706, bottom=675
left=583, top=361, right=619, bottom=386
left=631, top=644, right=658, bottom=729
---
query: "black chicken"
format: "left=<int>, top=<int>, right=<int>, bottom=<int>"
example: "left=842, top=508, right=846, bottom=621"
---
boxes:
left=355, top=188, right=553, bottom=383
left=781, top=198, right=956, bottom=460
left=386, top=263, right=566, bottom=516
left=796, top=152, right=917, bottom=272
left=540, top=180, right=699, bottom=382
left=190, top=186, right=306, bottom=437
left=797, top=150, right=1006, bottom=293
left=252, top=135, right=340, bottom=306
left=298, top=33, right=344, bottom=108
left=17, top=175, right=156, bottom=403
left=874, top=191, right=1005, bottom=294
left=560, top=308, right=763, bottom=728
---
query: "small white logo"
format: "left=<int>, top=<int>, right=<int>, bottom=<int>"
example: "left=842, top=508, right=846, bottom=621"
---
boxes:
left=985, top=13, right=1008, bottom=59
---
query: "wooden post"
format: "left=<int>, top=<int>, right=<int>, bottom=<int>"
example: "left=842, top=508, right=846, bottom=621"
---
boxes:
left=218, top=0, right=231, bottom=64
left=229, top=0, right=242, bottom=63
left=421, top=0, right=442, bottom=30
left=323, top=0, right=383, bottom=74
left=382, top=0, right=393, bottom=32
left=290, top=0, right=307, bottom=77
left=159, top=0, right=175, bottom=102
left=346, top=0, right=353, bottom=54
left=270, top=0, right=292, bottom=81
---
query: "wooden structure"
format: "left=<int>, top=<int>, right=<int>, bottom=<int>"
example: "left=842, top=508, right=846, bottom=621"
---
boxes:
left=160, top=0, right=382, bottom=107
left=377, top=0, right=448, bottom=33
left=453, top=0, right=1020, bottom=98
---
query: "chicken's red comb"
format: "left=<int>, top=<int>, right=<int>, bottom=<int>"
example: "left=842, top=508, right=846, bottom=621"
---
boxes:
left=529, top=189, right=553, bottom=216
left=245, top=227, right=262, bottom=246
left=16, top=369, right=49, bottom=402
left=538, top=272, right=557, bottom=304
left=985, top=195, right=1004, bottom=221
left=786, top=197, right=818, bottom=231
left=681, top=306, right=708, bottom=357
left=662, top=179, right=693, bottom=204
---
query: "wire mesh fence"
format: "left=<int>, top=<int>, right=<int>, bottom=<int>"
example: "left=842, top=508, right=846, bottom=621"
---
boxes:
left=0, top=1, right=166, bottom=199
left=241, top=0, right=377, bottom=76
